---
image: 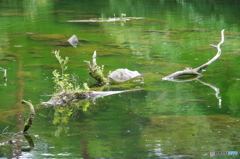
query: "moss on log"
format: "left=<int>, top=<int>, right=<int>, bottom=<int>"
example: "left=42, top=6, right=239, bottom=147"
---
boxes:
left=21, top=100, right=35, bottom=133
left=41, top=89, right=141, bottom=106
left=84, top=51, right=108, bottom=84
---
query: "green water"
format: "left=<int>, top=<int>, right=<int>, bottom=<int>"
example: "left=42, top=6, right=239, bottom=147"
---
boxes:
left=0, top=0, right=240, bottom=158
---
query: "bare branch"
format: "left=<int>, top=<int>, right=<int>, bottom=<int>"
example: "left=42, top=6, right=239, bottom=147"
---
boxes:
left=162, top=29, right=225, bottom=81
left=194, top=29, right=225, bottom=72
left=21, top=100, right=35, bottom=133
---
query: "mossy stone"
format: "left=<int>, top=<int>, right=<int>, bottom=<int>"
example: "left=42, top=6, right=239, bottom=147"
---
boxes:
left=30, top=34, right=69, bottom=41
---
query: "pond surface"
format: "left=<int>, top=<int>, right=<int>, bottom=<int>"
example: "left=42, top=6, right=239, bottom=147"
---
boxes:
left=0, top=0, right=240, bottom=158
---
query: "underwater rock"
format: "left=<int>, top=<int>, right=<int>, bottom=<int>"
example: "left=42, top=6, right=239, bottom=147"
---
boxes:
left=171, top=28, right=209, bottom=32
left=108, top=68, right=141, bottom=82
left=30, top=34, right=69, bottom=41
left=17, top=71, right=32, bottom=78
left=1, top=56, right=16, bottom=61
left=49, top=39, right=89, bottom=47
left=30, top=33, right=89, bottom=47
left=48, top=41, right=73, bottom=47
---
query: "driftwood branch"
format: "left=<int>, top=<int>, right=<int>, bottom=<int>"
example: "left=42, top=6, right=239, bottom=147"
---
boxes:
left=5, top=101, right=36, bottom=152
left=21, top=100, right=35, bottom=133
left=41, top=89, right=141, bottom=106
left=0, top=67, right=7, bottom=86
left=162, top=29, right=225, bottom=80
left=84, top=51, right=108, bottom=84
left=22, top=132, right=35, bottom=152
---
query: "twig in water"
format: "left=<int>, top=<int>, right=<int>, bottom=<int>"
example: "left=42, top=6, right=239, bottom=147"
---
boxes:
left=0, top=67, right=7, bottom=82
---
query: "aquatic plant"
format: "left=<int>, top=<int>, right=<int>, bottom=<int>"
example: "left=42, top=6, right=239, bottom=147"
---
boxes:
left=52, top=50, right=71, bottom=92
left=42, top=50, right=90, bottom=106
left=39, top=51, right=90, bottom=106
left=52, top=50, right=88, bottom=94
left=41, top=50, right=141, bottom=106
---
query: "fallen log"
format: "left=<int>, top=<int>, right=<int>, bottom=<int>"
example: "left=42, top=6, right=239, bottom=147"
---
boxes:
left=41, top=89, right=141, bottom=106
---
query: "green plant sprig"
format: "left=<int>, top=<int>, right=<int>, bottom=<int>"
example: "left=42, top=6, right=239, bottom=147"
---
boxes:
left=52, top=50, right=90, bottom=94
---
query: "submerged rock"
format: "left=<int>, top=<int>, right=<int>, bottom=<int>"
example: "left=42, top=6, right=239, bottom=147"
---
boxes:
left=108, top=68, right=141, bottom=82
left=171, top=28, right=209, bottom=32
left=30, top=33, right=88, bottom=47
left=30, top=34, right=69, bottom=41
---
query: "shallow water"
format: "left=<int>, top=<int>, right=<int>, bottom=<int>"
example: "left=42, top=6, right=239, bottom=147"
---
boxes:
left=0, top=0, right=240, bottom=158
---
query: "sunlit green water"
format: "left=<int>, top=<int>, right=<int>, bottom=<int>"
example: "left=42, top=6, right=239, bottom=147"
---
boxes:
left=0, top=0, right=240, bottom=158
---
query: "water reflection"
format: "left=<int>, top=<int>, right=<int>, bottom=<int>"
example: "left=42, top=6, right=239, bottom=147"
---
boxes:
left=0, top=127, right=35, bottom=157
left=23, top=0, right=54, bottom=22
left=197, top=79, right=221, bottom=108
left=52, top=100, right=90, bottom=137
left=0, top=0, right=240, bottom=158
left=160, top=76, right=222, bottom=108
left=37, top=90, right=150, bottom=158
left=142, top=114, right=240, bottom=158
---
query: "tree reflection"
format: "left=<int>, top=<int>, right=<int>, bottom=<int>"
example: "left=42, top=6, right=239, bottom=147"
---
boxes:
left=52, top=100, right=90, bottom=137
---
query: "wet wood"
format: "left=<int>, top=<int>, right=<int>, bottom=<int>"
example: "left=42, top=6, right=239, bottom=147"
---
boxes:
left=41, top=89, right=141, bottom=106
left=162, top=29, right=225, bottom=81
left=84, top=51, right=108, bottom=84
left=21, top=100, right=35, bottom=133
